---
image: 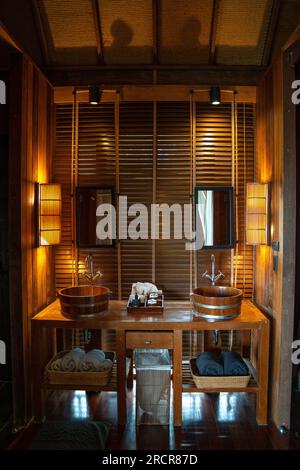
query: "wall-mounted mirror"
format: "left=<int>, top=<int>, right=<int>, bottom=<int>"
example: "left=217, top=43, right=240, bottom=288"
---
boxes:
left=195, top=186, right=234, bottom=249
left=77, top=187, right=114, bottom=247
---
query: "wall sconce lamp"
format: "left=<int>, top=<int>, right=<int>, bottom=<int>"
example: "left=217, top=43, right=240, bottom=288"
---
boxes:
left=246, top=182, right=270, bottom=245
left=36, top=183, right=62, bottom=246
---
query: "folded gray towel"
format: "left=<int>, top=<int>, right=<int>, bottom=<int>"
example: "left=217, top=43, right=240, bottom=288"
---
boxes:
left=196, top=352, right=224, bottom=376
left=221, top=351, right=249, bottom=376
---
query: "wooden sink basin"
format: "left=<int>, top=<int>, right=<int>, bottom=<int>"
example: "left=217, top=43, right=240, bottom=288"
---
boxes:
left=59, top=285, right=111, bottom=318
left=191, top=286, right=243, bottom=322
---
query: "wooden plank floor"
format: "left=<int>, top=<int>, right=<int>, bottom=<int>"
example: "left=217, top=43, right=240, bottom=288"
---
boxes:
left=8, top=384, right=300, bottom=450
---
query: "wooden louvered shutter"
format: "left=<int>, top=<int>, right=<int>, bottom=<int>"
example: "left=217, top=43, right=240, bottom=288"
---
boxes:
left=54, top=99, right=255, bottom=354
left=119, top=102, right=154, bottom=298
left=155, top=102, right=191, bottom=298
left=235, top=103, right=255, bottom=298
left=195, top=103, right=233, bottom=288
left=77, top=104, right=118, bottom=297
left=53, top=105, right=73, bottom=290
left=194, top=102, right=255, bottom=351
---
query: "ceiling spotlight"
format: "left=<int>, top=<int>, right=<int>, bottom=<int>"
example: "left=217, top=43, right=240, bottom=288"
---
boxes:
left=210, top=86, right=221, bottom=105
left=89, top=86, right=101, bottom=105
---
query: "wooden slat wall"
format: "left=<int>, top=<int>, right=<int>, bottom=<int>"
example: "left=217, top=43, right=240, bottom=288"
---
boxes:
left=156, top=102, right=191, bottom=298
left=53, top=105, right=73, bottom=289
left=9, top=55, right=56, bottom=426
left=119, top=102, right=153, bottom=298
left=195, top=103, right=233, bottom=290
left=194, top=102, right=254, bottom=297
left=54, top=99, right=255, bottom=355
left=235, top=103, right=255, bottom=297
left=77, top=104, right=118, bottom=296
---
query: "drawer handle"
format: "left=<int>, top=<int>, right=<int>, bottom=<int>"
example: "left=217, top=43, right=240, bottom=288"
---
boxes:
left=144, top=340, right=152, bottom=344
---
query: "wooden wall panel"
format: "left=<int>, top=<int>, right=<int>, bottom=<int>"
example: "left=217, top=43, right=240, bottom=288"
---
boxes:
left=255, top=63, right=284, bottom=429
left=9, top=54, right=55, bottom=427
left=255, top=49, right=296, bottom=429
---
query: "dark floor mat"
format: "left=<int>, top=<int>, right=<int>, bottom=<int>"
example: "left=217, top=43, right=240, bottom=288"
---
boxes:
left=30, top=420, right=110, bottom=450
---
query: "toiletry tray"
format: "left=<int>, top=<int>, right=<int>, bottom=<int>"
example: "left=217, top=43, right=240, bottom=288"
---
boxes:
left=45, top=350, right=115, bottom=386
left=127, top=294, right=164, bottom=315
left=190, top=358, right=250, bottom=389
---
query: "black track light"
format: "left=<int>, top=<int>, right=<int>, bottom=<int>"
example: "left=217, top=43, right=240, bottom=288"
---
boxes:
left=210, top=86, right=221, bottom=105
left=89, top=86, right=102, bottom=105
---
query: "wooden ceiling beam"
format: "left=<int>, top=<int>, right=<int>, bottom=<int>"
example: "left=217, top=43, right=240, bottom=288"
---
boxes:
left=91, top=0, right=105, bottom=64
left=31, top=0, right=50, bottom=66
left=262, top=0, right=281, bottom=66
left=45, top=63, right=265, bottom=72
left=45, top=65, right=265, bottom=86
left=0, top=23, right=21, bottom=52
left=209, top=0, right=220, bottom=65
left=54, top=85, right=257, bottom=104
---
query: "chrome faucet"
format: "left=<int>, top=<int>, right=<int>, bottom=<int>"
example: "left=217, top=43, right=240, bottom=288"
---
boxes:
left=202, top=254, right=225, bottom=286
left=82, top=254, right=103, bottom=285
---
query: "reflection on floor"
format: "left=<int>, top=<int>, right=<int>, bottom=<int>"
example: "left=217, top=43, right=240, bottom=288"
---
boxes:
left=10, top=384, right=299, bottom=450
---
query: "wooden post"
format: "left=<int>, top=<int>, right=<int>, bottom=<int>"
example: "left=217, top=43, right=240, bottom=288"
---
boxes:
left=115, top=92, right=122, bottom=300
left=173, top=330, right=182, bottom=426
left=116, top=329, right=127, bottom=425
left=257, top=320, right=270, bottom=425
left=31, top=322, right=45, bottom=423
left=152, top=101, right=157, bottom=283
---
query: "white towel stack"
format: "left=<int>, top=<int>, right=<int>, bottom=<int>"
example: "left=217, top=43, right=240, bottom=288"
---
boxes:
left=50, top=348, right=112, bottom=372
left=79, top=349, right=106, bottom=372
left=61, top=348, right=85, bottom=372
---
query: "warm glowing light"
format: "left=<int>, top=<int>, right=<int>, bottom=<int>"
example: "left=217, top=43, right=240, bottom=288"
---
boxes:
left=37, top=247, right=46, bottom=269
left=246, top=183, right=269, bottom=245
left=37, top=183, right=62, bottom=246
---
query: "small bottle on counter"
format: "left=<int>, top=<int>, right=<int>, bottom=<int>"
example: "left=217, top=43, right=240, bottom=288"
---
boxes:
left=132, top=293, right=140, bottom=307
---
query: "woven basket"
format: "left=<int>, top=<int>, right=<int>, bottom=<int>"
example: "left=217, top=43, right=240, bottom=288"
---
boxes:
left=190, top=358, right=250, bottom=389
left=45, top=350, right=115, bottom=386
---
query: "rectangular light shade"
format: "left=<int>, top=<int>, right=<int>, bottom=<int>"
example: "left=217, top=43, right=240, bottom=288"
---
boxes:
left=246, top=183, right=269, bottom=245
left=38, top=183, right=62, bottom=246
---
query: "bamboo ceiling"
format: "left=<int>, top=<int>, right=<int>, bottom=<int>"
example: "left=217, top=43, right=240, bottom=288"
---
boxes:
left=29, top=0, right=297, bottom=67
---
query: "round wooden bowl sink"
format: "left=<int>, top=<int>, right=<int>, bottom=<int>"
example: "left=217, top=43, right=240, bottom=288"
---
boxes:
left=191, top=286, right=243, bottom=322
left=59, top=285, right=111, bottom=318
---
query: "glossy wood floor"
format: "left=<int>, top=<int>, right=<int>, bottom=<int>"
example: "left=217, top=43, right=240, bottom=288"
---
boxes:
left=9, top=384, right=300, bottom=451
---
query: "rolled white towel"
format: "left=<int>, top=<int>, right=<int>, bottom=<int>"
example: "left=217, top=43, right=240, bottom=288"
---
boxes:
left=98, top=358, right=113, bottom=372
left=50, top=358, right=63, bottom=371
left=61, top=348, right=85, bottom=372
left=79, top=349, right=106, bottom=372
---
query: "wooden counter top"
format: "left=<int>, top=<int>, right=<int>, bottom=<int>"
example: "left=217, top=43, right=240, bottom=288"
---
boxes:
left=32, top=298, right=268, bottom=330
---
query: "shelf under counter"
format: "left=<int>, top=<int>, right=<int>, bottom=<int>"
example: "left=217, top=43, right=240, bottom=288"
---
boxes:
left=42, top=356, right=131, bottom=393
left=181, top=360, right=259, bottom=393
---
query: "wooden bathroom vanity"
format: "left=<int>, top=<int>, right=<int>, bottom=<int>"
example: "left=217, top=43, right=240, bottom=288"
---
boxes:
left=31, top=300, right=269, bottom=427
